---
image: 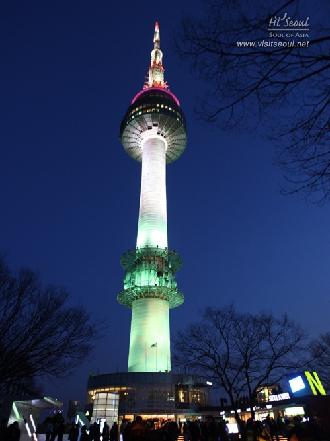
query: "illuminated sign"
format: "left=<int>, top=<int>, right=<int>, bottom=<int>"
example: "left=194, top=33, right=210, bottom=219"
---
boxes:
left=285, top=406, right=305, bottom=417
left=289, top=376, right=306, bottom=393
left=289, top=371, right=326, bottom=396
left=269, top=392, right=290, bottom=401
left=304, top=371, right=326, bottom=396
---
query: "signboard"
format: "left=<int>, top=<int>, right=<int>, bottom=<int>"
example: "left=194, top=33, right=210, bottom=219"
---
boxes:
left=288, top=371, right=326, bottom=396
left=269, top=392, right=290, bottom=401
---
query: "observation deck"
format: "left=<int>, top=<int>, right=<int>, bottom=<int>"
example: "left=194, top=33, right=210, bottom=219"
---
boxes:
left=120, top=87, right=187, bottom=164
left=117, top=247, right=184, bottom=309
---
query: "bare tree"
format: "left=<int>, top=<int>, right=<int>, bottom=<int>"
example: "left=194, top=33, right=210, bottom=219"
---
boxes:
left=0, top=257, right=99, bottom=392
left=174, top=306, right=307, bottom=433
left=311, top=332, right=330, bottom=391
left=176, top=0, right=330, bottom=201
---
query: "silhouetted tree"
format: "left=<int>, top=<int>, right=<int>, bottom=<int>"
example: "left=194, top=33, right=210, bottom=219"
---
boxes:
left=311, top=332, right=330, bottom=391
left=174, top=305, right=307, bottom=433
left=176, top=0, right=330, bottom=201
left=0, top=257, right=99, bottom=392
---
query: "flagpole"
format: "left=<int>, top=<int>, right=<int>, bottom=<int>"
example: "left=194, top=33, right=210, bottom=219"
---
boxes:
left=150, top=342, right=158, bottom=371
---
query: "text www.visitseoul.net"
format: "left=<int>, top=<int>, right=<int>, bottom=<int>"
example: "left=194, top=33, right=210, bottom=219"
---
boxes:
left=236, top=40, right=310, bottom=48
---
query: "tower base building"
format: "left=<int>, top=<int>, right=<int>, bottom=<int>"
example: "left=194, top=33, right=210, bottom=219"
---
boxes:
left=87, top=372, right=211, bottom=421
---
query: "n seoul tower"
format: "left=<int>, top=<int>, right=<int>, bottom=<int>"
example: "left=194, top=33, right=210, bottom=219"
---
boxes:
left=118, top=22, right=187, bottom=372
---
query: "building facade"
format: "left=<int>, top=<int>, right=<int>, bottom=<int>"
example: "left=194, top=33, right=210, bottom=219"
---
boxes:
left=87, top=372, right=210, bottom=420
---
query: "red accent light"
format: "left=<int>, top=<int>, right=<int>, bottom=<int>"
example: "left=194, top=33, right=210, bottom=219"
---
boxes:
left=155, top=21, right=159, bottom=31
left=131, top=87, right=180, bottom=107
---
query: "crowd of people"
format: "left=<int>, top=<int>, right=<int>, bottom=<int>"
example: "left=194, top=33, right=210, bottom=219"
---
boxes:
left=119, top=416, right=249, bottom=441
left=44, top=413, right=66, bottom=440
left=0, top=419, right=20, bottom=441
left=0, top=413, right=328, bottom=441
left=69, top=421, right=119, bottom=441
left=243, top=414, right=327, bottom=441
left=119, top=415, right=328, bottom=441
left=43, top=415, right=119, bottom=441
left=121, top=416, right=180, bottom=441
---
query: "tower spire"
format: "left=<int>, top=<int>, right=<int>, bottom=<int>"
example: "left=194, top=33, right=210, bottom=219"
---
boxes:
left=154, top=21, right=160, bottom=48
left=146, top=21, right=167, bottom=89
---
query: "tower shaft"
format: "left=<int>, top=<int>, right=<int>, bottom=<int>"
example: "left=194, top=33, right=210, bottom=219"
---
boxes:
left=137, top=137, right=167, bottom=249
left=129, top=136, right=170, bottom=371
left=128, top=298, right=170, bottom=372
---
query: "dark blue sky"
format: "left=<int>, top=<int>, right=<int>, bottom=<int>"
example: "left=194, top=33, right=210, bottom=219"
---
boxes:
left=1, top=1, right=329, bottom=404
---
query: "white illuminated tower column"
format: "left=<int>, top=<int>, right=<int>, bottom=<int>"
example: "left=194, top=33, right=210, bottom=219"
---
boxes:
left=118, top=22, right=187, bottom=372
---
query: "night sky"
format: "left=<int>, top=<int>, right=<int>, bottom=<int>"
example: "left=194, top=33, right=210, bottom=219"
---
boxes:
left=1, top=1, right=329, bottom=405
